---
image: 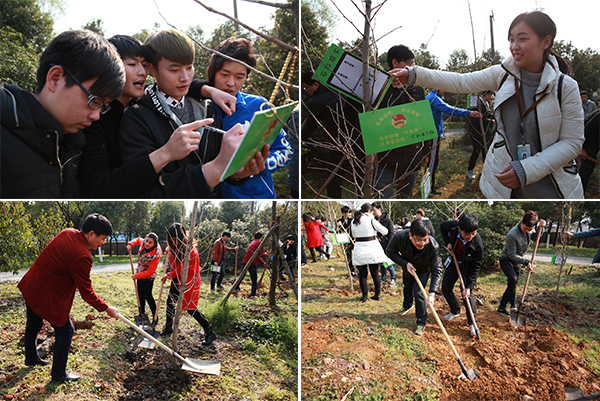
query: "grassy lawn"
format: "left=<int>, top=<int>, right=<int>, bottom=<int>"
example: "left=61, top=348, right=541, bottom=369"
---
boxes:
left=0, top=270, right=298, bottom=401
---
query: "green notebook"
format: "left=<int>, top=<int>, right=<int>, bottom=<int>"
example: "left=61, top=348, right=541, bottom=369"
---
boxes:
left=220, top=101, right=297, bottom=181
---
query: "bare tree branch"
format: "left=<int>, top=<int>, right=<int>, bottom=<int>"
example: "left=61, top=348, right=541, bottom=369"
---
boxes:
left=242, top=0, right=294, bottom=8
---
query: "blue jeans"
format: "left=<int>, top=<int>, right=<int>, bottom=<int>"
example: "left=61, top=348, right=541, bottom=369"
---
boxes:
left=25, top=303, right=74, bottom=379
left=380, top=263, right=396, bottom=282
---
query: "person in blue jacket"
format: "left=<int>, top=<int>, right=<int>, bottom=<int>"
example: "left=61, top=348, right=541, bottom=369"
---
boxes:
left=207, top=37, right=294, bottom=199
left=426, top=89, right=481, bottom=195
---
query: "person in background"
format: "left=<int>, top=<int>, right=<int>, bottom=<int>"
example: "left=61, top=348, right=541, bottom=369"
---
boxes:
left=239, top=232, right=269, bottom=299
left=337, top=205, right=355, bottom=275
left=18, top=213, right=119, bottom=381
left=565, top=225, right=600, bottom=265
left=426, top=89, right=482, bottom=195
left=466, top=90, right=495, bottom=180
left=319, top=216, right=333, bottom=259
left=303, top=213, right=328, bottom=263
left=210, top=231, right=237, bottom=292
left=582, top=91, right=597, bottom=118
left=498, top=211, right=545, bottom=316
left=350, top=203, right=388, bottom=302
left=578, top=109, right=600, bottom=193
left=372, top=201, right=396, bottom=285
left=127, top=232, right=162, bottom=323
left=415, top=208, right=435, bottom=237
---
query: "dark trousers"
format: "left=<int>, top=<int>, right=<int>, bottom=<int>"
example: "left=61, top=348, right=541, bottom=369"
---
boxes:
left=467, top=127, right=490, bottom=171
left=164, top=281, right=211, bottom=332
left=343, top=243, right=354, bottom=272
left=301, top=236, right=307, bottom=265
left=357, top=264, right=381, bottom=298
left=441, top=265, right=477, bottom=325
left=499, top=259, right=521, bottom=308
left=309, top=246, right=324, bottom=262
left=25, top=303, right=74, bottom=379
left=580, top=152, right=598, bottom=192
left=237, top=264, right=258, bottom=296
left=402, top=270, right=430, bottom=326
left=210, top=261, right=225, bottom=290
left=136, top=278, right=156, bottom=317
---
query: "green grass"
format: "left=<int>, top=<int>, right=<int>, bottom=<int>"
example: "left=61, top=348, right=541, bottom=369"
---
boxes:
left=0, top=270, right=298, bottom=400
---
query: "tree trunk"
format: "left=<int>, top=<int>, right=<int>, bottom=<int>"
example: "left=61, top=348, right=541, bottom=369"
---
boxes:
left=269, top=201, right=279, bottom=306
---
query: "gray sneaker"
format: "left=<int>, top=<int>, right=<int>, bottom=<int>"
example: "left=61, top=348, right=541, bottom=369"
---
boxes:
left=466, top=170, right=476, bottom=180
left=415, top=325, right=426, bottom=336
left=389, top=279, right=396, bottom=286
left=443, top=312, right=460, bottom=321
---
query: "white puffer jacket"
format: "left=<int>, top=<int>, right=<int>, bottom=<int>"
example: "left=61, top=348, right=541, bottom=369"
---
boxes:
left=410, top=55, right=584, bottom=199
left=350, top=213, right=388, bottom=266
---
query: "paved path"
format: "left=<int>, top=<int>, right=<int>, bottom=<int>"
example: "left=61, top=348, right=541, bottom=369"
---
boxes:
left=525, top=253, right=591, bottom=266
left=0, top=263, right=131, bottom=283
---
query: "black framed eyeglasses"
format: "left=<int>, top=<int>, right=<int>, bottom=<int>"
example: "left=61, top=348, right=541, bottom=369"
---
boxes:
left=51, top=64, right=111, bottom=115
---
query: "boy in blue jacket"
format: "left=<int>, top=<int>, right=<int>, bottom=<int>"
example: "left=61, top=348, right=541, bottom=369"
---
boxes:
left=426, top=90, right=481, bottom=195
left=207, top=38, right=294, bottom=199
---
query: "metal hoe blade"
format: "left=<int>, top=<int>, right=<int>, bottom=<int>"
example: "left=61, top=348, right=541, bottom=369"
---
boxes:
left=137, top=330, right=160, bottom=349
left=457, top=357, right=480, bottom=381
left=510, top=311, right=525, bottom=327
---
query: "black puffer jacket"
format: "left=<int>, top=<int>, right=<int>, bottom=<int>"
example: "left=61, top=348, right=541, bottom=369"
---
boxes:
left=119, top=83, right=219, bottom=198
left=440, top=220, right=484, bottom=290
left=377, top=212, right=396, bottom=251
left=385, top=229, right=443, bottom=293
left=1, top=84, right=82, bottom=198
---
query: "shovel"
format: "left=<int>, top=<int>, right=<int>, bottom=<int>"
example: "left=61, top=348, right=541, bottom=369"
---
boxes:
left=565, top=388, right=600, bottom=400
left=448, top=250, right=480, bottom=340
left=129, top=251, right=150, bottom=327
left=117, top=313, right=220, bottom=375
left=511, top=223, right=544, bottom=327
left=410, top=269, right=480, bottom=380
left=138, top=254, right=169, bottom=349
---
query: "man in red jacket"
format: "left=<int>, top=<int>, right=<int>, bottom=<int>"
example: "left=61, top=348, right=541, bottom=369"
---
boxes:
left=18, top=213, right=119, bottom=382
left=238, top=232, right=269, bottom=299
left=210, top=231, right=237, bottom=292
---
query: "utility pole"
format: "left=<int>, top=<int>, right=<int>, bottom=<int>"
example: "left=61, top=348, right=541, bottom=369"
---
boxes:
left=490, top=11, right=495, bottom=64
left=233, top=0, right=239, bottom=32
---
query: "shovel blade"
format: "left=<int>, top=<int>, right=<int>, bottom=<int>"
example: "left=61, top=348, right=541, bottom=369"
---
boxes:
left=565, top=388, right=585, bottom=400
left=182, top=358, right=221, bottom=375
left=137, top=330, right=160, bottom=349
left=458, top=369, right=480, bottom=381
left=510, top=313, right=525, bottom=327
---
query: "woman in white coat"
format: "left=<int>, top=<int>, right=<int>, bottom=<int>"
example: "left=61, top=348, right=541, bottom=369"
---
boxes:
left=391, top=11, right=584, bottom=199
left=350, top=203, right=388, bottom=302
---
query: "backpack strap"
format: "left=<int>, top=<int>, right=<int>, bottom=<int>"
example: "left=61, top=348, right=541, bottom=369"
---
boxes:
left=557, top=73, right=565, bottom=108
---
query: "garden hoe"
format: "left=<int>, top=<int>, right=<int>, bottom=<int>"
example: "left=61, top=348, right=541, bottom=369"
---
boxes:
left=117, top=313, right=221, bottom=375
left=138, top=254, right=169, bottom=349
left=511, top=223, right=544, bottom=327
left=129, top=251, right=150, bottom=327
left=565, top=388, right=600, bottom=400
left=449, top=250, right=480, bottom=340
left=411, top=269, right=480, bottom=381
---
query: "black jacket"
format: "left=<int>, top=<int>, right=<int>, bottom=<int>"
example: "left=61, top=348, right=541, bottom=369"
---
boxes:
left=440, top=220, right=484, bottom=290
left=377, top=83, right=428, bottom=169
left=1, top=84, right=82, bottom=198
left=385, top=229, right=443, bottom=293
left=376, top=212, right=396, bottom=250
left=303, top=84, right=346, bottom=138
left=118, top=83, right=221, bottom=198
left=79, top=99, right=158, bottom=197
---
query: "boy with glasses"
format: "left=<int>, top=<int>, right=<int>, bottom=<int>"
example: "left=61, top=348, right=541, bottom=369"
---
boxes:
left=1, top=29, right=125, bottom=198
left=385, top=219, right=443, bottom=336
left=439, top=214, right=484, bottom=336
